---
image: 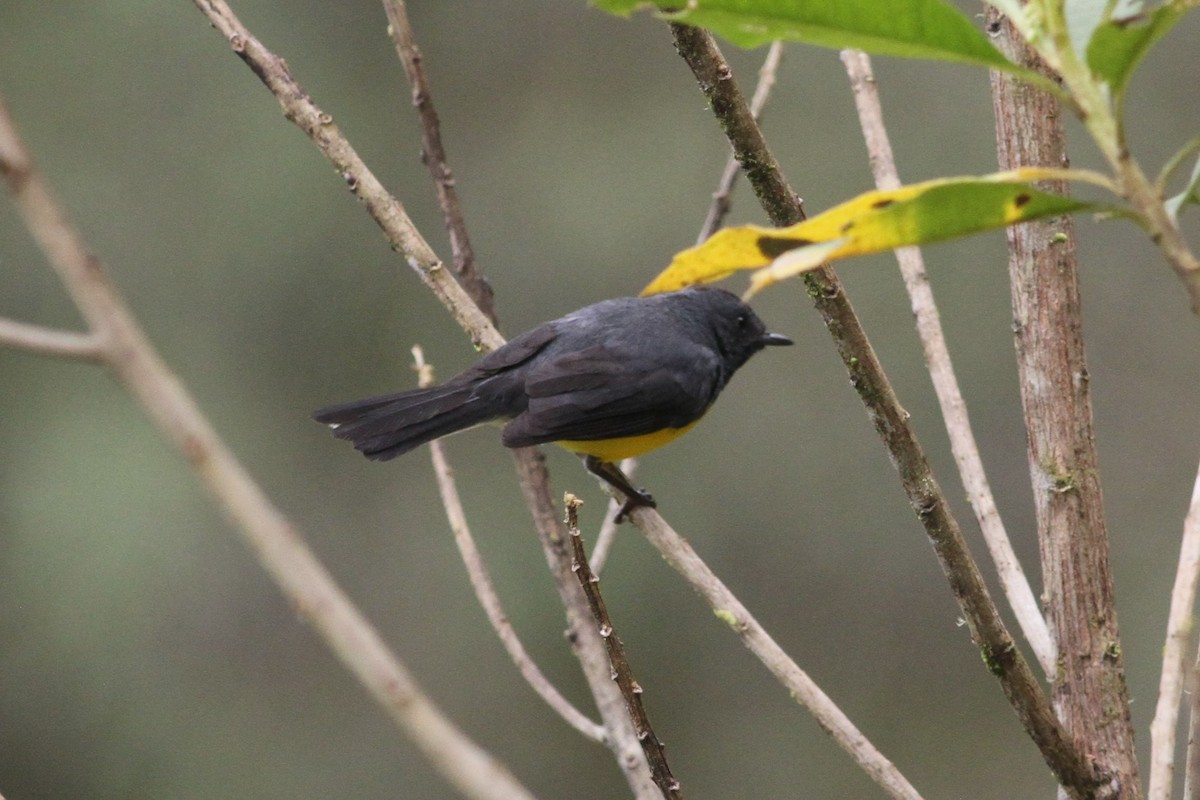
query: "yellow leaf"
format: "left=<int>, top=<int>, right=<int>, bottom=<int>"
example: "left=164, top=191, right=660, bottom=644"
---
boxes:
left=745, top=240, right=845, bottom=297
left=642, top=168, right=1112, bottom=297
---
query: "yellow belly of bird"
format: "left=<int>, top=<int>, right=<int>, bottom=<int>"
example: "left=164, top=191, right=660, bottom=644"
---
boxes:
left=556, top=418, right=703, bottom=461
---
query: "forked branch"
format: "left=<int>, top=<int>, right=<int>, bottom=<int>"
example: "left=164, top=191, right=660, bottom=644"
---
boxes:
left=0, top=93, right=538, bottom=800
left=0, top=317, right=102, bottom=361
left=668, top=22, right=1096, bottom=799
left=382, top=0, right=496, bottom=322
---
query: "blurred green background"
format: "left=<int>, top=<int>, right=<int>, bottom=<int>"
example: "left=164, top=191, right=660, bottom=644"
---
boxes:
left=2, top=2, right=1198, bottom=798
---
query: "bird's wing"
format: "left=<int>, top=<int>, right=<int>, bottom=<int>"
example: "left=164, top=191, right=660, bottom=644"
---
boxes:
left=468, top=322, right=559, bottom=377
left=500, top=342, right=721, bottom=446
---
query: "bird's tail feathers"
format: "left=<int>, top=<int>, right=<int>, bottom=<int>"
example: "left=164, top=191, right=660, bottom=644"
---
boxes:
left=313, top=384, right=492, bottom=461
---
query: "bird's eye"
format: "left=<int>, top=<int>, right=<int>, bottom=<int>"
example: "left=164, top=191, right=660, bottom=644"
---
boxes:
left=736, top=313, right=748, bottom=328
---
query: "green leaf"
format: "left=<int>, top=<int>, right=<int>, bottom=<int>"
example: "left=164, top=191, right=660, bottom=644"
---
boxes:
left=1066, top=0, right=1116, bottom=57
left=593, top=0, right=1044, bottom=79
left=1087, top=1, right=1187, bottom=96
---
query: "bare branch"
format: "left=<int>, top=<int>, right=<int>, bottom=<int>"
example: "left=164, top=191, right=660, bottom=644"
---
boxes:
left=0, top=93, right=539, bottom=800
left=508, top=449, right=659, bottom=798
left=989, top=12, right=1137, bottom=798
left=412, top=347, right=607, bottom=744
left=697, top=40, right=784, bottom=244
left=191, top=0, right=500, bottom=351
left=382, top=0, right=497, bottom=322
left=1151, top=465, right=1200, bottom=800
left=668, top=23, right=1096, bottom=799
left=625, top=505, right=923, bottom=800
left=669, top=25, right=797, bottom=226
left=567, top=496, right=681, bottom=800
left=1187, top=651, right=1200, bottom=800
left=838, top=49, right=1054, bottom=676
left=1155, top=134, right=1200, bottom=198
left=0, top=317, right=102, bottom=361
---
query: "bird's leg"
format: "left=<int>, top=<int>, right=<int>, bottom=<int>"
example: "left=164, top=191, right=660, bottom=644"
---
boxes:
left=582, top=455, right=656, bottom=523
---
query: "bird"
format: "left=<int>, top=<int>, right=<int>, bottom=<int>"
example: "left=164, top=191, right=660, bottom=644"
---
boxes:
left=314, top=285, right=792, bottom=521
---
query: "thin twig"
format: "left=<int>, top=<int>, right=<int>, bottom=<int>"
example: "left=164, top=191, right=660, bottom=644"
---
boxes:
left=1150, top=464, right=1200, bottom=800
left=838, top=49, right=1054, bottom=676
left=0, top=317, right=102, bottom=361
left=669, top=25, right=797, bottom=226
left=668, top=23, right=1097, bottom=799
left=1186, top=651, right=1200, bottom=800
left=1155, top=134, right=1200, bottom=197
left=382, top=0, right=496, bottom=322
left=566, top=495, right=681, bottom=800
left=191, top=3, right=657, bottom=791
left=192, top=0, right=500, bottom=352
left=591, top=457, right=636, bottom=575
left=625, top=504, right=923, bottom=800
left=413, top=347, right=607, bottom=744
left=0, top=93, right=538, bottom=800
left=509, top=450, right=659, bottom=798
left=697, top=40, right=784, bottom=244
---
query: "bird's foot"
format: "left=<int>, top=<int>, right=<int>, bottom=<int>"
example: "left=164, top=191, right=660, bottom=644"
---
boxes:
left=580, top=455, right=658, bottom=524
left=614, top=488, right=656, bottom=524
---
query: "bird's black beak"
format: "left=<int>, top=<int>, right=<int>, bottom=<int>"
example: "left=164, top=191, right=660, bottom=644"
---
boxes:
left=761, top=332, right=793, bottom=347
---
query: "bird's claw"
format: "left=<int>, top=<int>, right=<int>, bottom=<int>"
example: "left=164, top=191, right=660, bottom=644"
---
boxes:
left=614, top=489, right=656, bottom=524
